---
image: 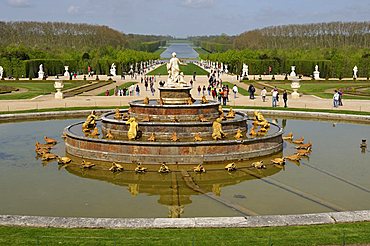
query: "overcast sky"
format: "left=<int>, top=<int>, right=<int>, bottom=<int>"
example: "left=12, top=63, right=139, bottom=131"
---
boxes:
left=2, top=0, right=370, bottom=37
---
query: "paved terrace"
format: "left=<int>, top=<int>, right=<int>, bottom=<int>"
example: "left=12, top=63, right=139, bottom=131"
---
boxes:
left=0, top=73, right=369, bottom=113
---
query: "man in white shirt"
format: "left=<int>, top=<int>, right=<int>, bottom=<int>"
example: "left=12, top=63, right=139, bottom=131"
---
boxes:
left=261, top=87, right=267, bottom=102
left=271, top=87, right=278, bottom=107
left=232, top=84, right=238, bottom=99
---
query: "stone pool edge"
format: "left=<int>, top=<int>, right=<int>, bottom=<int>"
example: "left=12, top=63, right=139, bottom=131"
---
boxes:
left=0, top=210, right=369, bottom=228
left=0, top=110, right=369, bottom=228
left=0, top=109, right=369, bottom=123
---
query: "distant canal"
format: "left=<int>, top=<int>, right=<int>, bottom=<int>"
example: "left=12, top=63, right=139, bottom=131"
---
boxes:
left=161, top=42, right=199, bottom=59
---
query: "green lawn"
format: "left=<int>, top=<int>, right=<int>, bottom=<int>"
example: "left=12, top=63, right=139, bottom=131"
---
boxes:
left=223, top=82, right=249, bottom=96
left=153, top=47, right=166, bottom=55
left=1, top=222, right=370, bottom=245
left=193, top=47, right=210, bottom=55
left=97, top=82, right=137, bottom=96
left=0, top=80, right=88, bottom=100
left=266, top=80, right=370, bottom=99
left=147, top=63, right=209, bottom=76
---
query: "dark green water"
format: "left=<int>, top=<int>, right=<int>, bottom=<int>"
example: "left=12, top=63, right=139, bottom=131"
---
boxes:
left=0, top=118, right=369, bottom=218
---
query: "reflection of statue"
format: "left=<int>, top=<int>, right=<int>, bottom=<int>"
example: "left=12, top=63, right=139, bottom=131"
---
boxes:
left=212, top=118, right=226, bottom=140
left=82, top=111, right=97, bottom=132
left=0, top=66, right=3, bottom=78
left=353, top=66, right=358, bottom=79
left=126, top=117, right=138, bottom=140
left=166, top=52, right=183, bottom=84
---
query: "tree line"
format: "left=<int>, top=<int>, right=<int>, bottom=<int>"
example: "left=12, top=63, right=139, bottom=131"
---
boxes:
left=191, top=21, right=370, bottom=51
left=0, top=21, right=169, bottom=52
left=0, top=21, right=168, bottom=77
left=192, top=22, right=370, bottom=78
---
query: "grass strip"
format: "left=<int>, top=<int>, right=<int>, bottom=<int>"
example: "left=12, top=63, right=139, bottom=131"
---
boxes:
left=97, top=82, right=137, bottom=96
left=0, top=106, right=129, bottom=115
left=0, top=222, right=370, bottom=245
left=147, top=63, right=209, bottom=76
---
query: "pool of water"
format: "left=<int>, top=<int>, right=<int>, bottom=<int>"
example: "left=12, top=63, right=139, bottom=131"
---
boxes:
left=0, top=118, right=369, bottom=218
left=161, top=43, right=199, bottom=59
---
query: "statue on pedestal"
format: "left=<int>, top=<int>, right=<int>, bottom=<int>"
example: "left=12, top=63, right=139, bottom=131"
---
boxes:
left=38, top=64, right=45, bottom=79
left=353, top=66, right=358, bottom=79
left=313, top=65, right=320, bottom=80
left=242, top=64, right=248, bottom=78
left=110, top=63, right=117, bottom=76
left=166, top=52, right=185, bottom=85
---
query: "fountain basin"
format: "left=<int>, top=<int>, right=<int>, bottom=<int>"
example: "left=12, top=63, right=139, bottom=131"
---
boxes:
left=64, top=120, right=283, bottom=164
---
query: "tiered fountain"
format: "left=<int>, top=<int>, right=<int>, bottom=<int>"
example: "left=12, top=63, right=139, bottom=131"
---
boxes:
left=64, top=54, right=283, bottom=165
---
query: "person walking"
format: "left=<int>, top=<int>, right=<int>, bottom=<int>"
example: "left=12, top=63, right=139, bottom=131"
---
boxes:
left=271, top=87, right=278, bottom=107
left=135, top=85, right=140, bottom=96
left=232, top=84, right=238, bottom=99
left=222, top=88, right=228, bottom=106
left=333, top=90, right=340, bottom=108
left=261, top=87, right=267, bottom=102
left=338, top=89, right=343, bottom=106
left=283, top=90, right=288, bottom=108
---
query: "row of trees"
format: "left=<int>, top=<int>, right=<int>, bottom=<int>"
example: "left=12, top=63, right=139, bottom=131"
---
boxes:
left=191, top=22, right=370, bottom=51
left=0, top=46, right=159, bottom=78
left=0, top=21, right=169, bottom=52
left=201, top=48, right=370, bottom=78
left=234, top=22, right=370, bottom=50
left=0, top=21, right=169, bottom=78
left=192, top=22, right=370, bottom=78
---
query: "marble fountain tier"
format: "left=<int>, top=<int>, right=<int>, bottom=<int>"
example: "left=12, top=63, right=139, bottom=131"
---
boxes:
left=64, top=86, right=283, bottom=164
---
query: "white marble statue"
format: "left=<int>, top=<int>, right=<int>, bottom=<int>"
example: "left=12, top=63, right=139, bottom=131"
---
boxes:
left=64, top=66, right=70, bottom=77
left=224, top=64, right=228, bottom=74
left=110, top=63, right=117, bottom=76
left=353, top=66, right=358, bottom=79
left=0, top=66, right=3, bottom=79
left=242, top=64, right=249, bottom=76
left=166, top=52, right=183, bottom=84
left=313, top=65, right=320, bottom=80
left=38, top=64, right=45, bottom=79
left=129, top=64, right=134, bottom=75
left=290, top=66, right=296, bottom=77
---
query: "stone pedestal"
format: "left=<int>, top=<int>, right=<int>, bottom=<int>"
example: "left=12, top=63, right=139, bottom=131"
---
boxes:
left=313, top=71, right=320, bottom=80
left=159, top=86, right=192, bottom=105
left=54, top=80, right=64, bottom=99
left=38, top=71, right=44, bottom=79
left=291, top=79, right=301, bottom=99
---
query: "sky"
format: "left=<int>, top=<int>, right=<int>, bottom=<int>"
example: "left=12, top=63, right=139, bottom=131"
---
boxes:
left=1, top=0, right=370, bottom=37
